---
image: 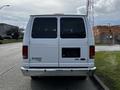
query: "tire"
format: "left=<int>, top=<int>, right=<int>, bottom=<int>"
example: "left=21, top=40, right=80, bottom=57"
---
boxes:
left=80, top=76, right=87, bottom=80
left=31, top=76, right=39, bottom=80
left=89, top=71, right=95, bottom=78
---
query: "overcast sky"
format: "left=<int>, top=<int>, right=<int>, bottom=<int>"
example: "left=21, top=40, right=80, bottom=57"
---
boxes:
left=0, top=0, right=120, bottom=28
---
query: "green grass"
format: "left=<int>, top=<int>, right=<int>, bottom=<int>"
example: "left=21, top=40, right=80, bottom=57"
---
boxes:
left=0, top=39, right=22, bottom=44
left=95, top=51, right=120, bottom=90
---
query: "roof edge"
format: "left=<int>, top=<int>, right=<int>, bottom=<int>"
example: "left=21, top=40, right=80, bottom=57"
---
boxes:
left=30, top=14, right=87, bottom=17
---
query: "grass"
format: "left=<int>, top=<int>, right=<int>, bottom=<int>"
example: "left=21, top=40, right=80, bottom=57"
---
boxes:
left=0, top=39, right=22, bottom=44
left=95, top=51, right=120, bottom=90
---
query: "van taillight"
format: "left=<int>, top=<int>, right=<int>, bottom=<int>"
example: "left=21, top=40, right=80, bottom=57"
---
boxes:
left=22, top=46, right=28, bottom=59
left=89, top=46, right=95, bottom=59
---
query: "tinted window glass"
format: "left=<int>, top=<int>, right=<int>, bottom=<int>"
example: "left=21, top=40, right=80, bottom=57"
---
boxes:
left=60, top=18, right=86, bottom=38
left=62, top=48, right=80, bottom=58
left=32, top=18, right=57, bottom=38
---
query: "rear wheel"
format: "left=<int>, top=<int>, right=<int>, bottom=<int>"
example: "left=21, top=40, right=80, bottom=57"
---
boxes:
left=89, top=71, right=95, bottom=78
left=80, top=76, right=87, bottom=80
left=31, top=76, right=39, bottom=80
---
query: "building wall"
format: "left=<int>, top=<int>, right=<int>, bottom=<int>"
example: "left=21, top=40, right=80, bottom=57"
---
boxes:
left=0, top=23, right=19, bottom=36
left=93, top=26, right=120, bottom=44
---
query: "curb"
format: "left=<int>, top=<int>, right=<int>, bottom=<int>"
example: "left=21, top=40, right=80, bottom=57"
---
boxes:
left=93, top=74, right=110, bottom=90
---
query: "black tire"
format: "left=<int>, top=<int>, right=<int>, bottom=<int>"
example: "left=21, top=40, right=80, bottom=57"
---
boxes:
left=89, top=71, right=95, bottom=78
left=80, top=76, right=87, bottom=80
left=31, top=76, right=39, bottom=80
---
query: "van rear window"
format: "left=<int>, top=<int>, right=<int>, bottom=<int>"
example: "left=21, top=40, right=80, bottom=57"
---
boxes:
left=32, top=18, right=57, bottom=38
left=60, top=18, right=86, bottom=38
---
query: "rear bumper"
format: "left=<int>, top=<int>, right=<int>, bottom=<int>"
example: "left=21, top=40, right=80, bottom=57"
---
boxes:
left=21, top=67, right=96, bottom=76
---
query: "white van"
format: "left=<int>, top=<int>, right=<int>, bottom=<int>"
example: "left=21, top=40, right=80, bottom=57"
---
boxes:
left=21, top=14, right=96, bottom=79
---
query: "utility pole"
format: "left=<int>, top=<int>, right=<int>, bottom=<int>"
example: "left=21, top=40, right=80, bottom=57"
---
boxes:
left=86, top=0, right=94, bottom=30
left=108, top=23, right=114, bottom=45
left=77, top=0, right=94, bottom=29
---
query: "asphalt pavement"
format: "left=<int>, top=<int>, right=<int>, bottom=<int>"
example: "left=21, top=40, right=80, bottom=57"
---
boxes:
left=0, top=43, right=106, bottom=90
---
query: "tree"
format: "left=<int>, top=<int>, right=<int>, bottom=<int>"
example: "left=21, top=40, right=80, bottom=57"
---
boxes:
left=6, top=27, right=20, bottom=39
left=12, top=30, right=20, bottom=39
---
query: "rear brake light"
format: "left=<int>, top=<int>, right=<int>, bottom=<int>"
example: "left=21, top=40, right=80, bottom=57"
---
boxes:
left=22, top=46, right=28, bottom=59
left=89, top=46, right=95, bottom=59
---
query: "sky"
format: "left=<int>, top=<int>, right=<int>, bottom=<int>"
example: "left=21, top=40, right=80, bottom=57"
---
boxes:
left=0, top=0, right=120, bottom=28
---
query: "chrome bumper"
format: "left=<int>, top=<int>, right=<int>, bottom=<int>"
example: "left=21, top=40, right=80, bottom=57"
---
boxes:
left=21, top=67, right=96, bottom=76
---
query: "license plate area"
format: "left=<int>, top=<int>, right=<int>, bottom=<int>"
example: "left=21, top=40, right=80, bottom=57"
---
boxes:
left=62, top=48, right=80, bottom=58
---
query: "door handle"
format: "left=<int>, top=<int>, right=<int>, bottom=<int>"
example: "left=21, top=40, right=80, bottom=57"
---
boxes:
left=80, top=58, right=86, bottom=61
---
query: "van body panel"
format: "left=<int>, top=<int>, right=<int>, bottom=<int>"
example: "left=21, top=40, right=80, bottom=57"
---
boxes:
left=59, top=39, right=88, bottom=67
left=59, top=17, right=88, bottom=67
left=29, top=17, right=59, bottom=67
left=29, top=39, right=59, bottom=67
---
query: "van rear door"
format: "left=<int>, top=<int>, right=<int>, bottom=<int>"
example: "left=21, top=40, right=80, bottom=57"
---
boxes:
left=59, top=17, right=88, bottom=67
left=29, top=17, right=58, bottom=67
